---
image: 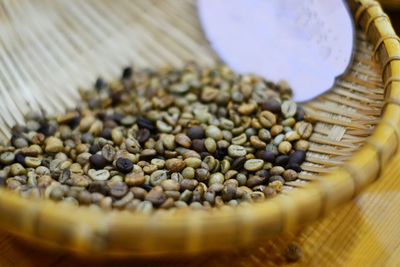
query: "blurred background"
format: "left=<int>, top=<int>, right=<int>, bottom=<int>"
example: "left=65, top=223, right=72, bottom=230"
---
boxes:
left=381, top=0, right=400, bottom=32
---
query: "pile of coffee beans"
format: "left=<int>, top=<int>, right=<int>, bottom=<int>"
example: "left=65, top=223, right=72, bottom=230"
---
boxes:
left=0, top=63, right=312, bottom=212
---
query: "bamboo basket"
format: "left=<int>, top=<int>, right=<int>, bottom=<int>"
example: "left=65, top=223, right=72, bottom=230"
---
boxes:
left=0, top=0, right=398, bottom=257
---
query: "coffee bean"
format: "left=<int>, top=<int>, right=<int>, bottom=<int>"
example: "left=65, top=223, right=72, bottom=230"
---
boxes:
left=295, top=121, right=313, bottom=139
left=165, top=158, right=185, bottom=172
left=81, top=132, right=94, bottom=144
left=257, top=169, right=270, bottom=179
left=246, top=176, right=265, bottom=188
left=89, top=143, right=101, bottom=154
left=161, top=180, right=180, bottom=191
left=150, top=170, right=168, bottom=186
left=257, top=151, right=275, bottom=163
left=110, top=182, right=128, bottom=198
left=101, top=128, right=112, bottom=139
left=136, top=128, right=151, bottom=144
left=221, top=184, right=237, bottom=201
left=192, top=139, right=206, bottom=153
left=180, top=179, right=198, bottom=191
left=195, top=168, right=209, bottom=182
left=288, top=150, right=306, bottom=165
left=295, top=106, right=305, bottom=121
left=101, top=144, right=116, bottom=162
left=141, top=184, right=153, bottom=192
left=260, top=99, right=281, bottom=113
left=89, top=154, right=108, bottom=169
left=275, top=155, right=289, bottom=166
left=137, top=117, right=156, bottom=132
left=125, top=173, right=145, bottom=186
left=205, top=125, right=223, bottom=141
left=244, top=159, right=264, bottom=172
left=286, top=163, right=302, bottom=172
left=121, top=66, right=133, bottom=80
left=94, top=77, right=106, bottom=91
left=283, top=169, right=298, bottom=182
left=145, top=189, right=167, bottom=207
left=15, top=153, right=25, bottom=166
left=116, top=158, right=133, bottom=173
left=231, top=156, right=246, bottom=170
left=187, top=126, right=205, bottom=140
left=139, top=149, right=157, bottom=161
left=259, top=111, right=276, bottom=128
left=88, top=169, right=110, bottom=181
left=175, top=134, right=191, bottom=148
left=281, top=100, right=297, bottom=118
left=228, top=145, right=247, bottom=157
left=269, top=175, right=285, bottom=184
left=215, top=147, right=228, bottom=160
left=204, top=138, right=217, bottom=153
left=270, top=166, right=285, bottom=176
left=0, top=152, right=15, bottom=165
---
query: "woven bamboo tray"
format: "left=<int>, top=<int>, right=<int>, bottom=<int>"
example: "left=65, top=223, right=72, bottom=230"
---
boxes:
left=0, top=0, right=398, bottom=257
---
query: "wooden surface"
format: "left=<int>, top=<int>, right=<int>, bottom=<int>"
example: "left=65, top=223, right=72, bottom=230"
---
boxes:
left=1, top=151, right=400, bottom=266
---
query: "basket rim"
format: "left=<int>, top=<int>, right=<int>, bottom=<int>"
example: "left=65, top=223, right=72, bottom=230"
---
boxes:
left=0, top=0, right=399, bottom=256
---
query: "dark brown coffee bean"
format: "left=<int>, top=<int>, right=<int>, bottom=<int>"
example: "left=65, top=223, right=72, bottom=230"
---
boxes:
left=145, top=189, right=167, bottom=207
left=121, top=66, right=133, bottom=80
left=257, top=151, right=275, bottom=163
left=288, top=150, right=306, bottom=165
left=140, top=184, right=153, bottom=192
left=260, top=99, right=281, bottom=113
left=139, top=149, right=157, bottom=161
left=221, top=184, right=237, bottom=201
left=137, top=129, right=150, bottom=145
left=81, top=132, right=94, bottom=144
left=200, top=152, right=211, bottom=159
left=88, top=181, right=109, bottom=195
left=215, top=147, right=228, bottom=160
left=275, top=155, right=289, bottom=167
left=295, top=106, right=305, bottom=121
left=192, top=139, right=206, bottom=153
left=286, top=163, right=302, bottom=172
left=137, top=117, right=155, bottom=132
left=15, top=153, right=25, bottom=166
left=187, top=126, right=205, bottom=140
left=101, top=128, right=112, bottom=139
left=89, top=154, right=108, bottom=169
left=89, top=144, right=101, bottom=154
left=115, top=158, right=133, bottom=173
left=94, top=77, right=106, bottom=91
left=246, top=176, right=265, bottom=188
left=110, top=113, right=124, bottom=123
left=104, top=119, right=118, bottom=129
left=231, top=156, right=246, bottom=170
